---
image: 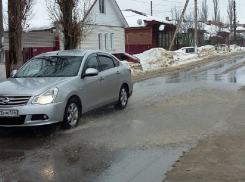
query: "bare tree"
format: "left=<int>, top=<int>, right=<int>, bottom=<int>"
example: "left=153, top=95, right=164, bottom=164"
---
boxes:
left=213, top=0, right=220, bottom=22
left=171, top=6, right=180, bottom=26
left=227, top=0, right=234, bottom=30
left=182, top=11, right=194, bottom=32
left=200, top=0, right=208, bottom=23
left=171, top=7, right=190, bottom=33
left=8, top=0, right=35, bottom=70
left=217, top=9, right=221, bottom=22
left=46, top=0, right=93, bottom=50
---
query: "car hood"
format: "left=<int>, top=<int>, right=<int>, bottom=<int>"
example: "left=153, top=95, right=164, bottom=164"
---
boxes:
left=0, top=77, right=73, bottom=96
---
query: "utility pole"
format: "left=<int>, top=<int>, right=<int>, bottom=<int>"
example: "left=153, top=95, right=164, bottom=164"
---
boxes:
left=169, top=0, right=189, bottom=51
left=0, top=0, right=4, bottom=63
left=151, top=1, right=153, bottom=16
left=233, top=0, right=236, bottom=44
left=194, top=0, right=198, bottom=53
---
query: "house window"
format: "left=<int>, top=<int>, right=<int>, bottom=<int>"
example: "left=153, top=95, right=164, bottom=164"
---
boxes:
left=111, top=33, right=115, bottom=50
left=98, top=33, right=103, bottom=49
left=105, top=33, right=109, bottom=50
left=99, top=0, right=105, bottom=14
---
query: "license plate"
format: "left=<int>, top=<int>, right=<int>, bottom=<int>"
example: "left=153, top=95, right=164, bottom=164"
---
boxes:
left=0, top=110, right=18, bottom=117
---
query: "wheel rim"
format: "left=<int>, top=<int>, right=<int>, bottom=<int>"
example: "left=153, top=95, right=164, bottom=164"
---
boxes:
left=120, top=88, right=128, bottom=106
left=67, top=103, right=79, bottom=126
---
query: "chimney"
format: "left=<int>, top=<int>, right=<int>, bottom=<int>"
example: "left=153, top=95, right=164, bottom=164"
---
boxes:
left=166, top=17, right=169, bottom=21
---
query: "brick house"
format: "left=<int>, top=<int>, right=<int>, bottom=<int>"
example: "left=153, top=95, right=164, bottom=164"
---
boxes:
left=122, top=9, right=176, bottom=54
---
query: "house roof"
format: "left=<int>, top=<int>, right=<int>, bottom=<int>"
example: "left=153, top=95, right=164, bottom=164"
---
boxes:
left=237, top=26, right=245, bottom=31
left=85, top=0, right=128, bottom=27
left=122, top=9, right=172, bottom=28
left=24, top=0, right=128, bottom=32
left=24, top=24, right=55, bottom=32
left=204, top=24, right=230, bottom=37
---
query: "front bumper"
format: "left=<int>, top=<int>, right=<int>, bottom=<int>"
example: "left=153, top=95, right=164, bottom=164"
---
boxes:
left=0, top=101, right=66, bottom=127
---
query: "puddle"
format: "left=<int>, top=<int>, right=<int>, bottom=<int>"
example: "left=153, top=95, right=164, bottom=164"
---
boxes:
left=96, top=144, right=196, bottom=182
left=0, top=125, right=61, bottom=161
left=165, top=57, right=245, bottom=85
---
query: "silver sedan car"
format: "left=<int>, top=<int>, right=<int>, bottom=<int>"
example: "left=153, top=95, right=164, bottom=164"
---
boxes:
left=0, top=50, right=133, bottom=129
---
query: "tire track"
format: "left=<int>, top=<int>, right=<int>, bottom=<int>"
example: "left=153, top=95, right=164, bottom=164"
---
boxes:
left=189, top=55, right=244, bottom=75
left=221, top=61, right=245, bottom=74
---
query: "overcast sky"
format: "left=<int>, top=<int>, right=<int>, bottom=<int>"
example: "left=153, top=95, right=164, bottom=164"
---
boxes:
left=116, top=0, right=245, bottom=24
left=3, top=0, right=245, bottom=28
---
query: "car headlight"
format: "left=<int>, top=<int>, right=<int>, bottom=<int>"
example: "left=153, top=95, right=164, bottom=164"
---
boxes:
left=32, top=88, right=59, bottom=105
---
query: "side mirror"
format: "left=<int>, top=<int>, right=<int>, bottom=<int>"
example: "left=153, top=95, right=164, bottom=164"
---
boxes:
left=84, top=68, right=99, bottom=77
left=10, top=70, right=17, bottom=77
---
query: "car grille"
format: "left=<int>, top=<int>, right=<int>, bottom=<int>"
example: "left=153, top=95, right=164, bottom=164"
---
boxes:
left=0, top=95, right=32, bottom=107
left=0, top=115, right=26, bottom=125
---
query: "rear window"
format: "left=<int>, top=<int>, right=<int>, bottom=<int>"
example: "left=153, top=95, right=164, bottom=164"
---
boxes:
left=113, top=54, right=120, bottom=60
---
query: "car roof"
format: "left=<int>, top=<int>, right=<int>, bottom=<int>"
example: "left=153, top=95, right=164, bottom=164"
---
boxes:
left=36, top=49, right=110, bottom=57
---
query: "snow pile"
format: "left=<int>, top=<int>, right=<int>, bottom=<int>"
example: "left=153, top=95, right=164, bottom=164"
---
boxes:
left=134, top=48, right=201, bottom=71
left=229, top=45, right=244, bottom=52
left=197, top=45, right=233, bottom=57
left=197, top=45, right=217, bottom=57
left=122, top=10, right=171, bottom=28
left=171, top=52, right=198, bottom=66
left=198, top=45, right=215, bottom=51
left=121, top=61, right=143, bottom=74
left=128, top=45, right=245, bottom=74
left=134, top=48, right=176, bottom=70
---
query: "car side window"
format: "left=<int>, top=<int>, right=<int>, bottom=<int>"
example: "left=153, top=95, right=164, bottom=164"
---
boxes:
left=84, top=55, right=100, bottom=72
left=113, top=58, right=120, bottom=67
left=98, top=56, right=115, bottom=71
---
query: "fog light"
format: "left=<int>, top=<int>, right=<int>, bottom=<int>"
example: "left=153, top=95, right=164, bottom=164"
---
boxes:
left=43, top=115, right=48, bottom=120
left=31, top=114, right=49, bottom=121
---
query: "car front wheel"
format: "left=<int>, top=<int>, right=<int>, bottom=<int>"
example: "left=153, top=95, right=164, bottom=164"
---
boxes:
left=62, top=98, right=80, bottom=129
left=115, top=85, right=128, bottom=109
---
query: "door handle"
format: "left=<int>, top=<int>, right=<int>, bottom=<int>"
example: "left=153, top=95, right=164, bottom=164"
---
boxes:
left=117, top=71, right=121, bottom=74
left=100, top=77, right=105, bottom=81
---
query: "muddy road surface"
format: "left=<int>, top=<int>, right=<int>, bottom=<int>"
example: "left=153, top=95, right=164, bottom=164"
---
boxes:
left=1, top=52, right=245, bottom=182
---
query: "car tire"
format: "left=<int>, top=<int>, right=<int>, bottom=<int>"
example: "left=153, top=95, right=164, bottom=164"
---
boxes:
left=115, top=85, right=128, bottom=109
left=62, top=98, right=81, bottom=129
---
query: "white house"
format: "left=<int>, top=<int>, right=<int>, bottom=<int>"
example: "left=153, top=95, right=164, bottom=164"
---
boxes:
left=4, top=0, right=128, bottom=57
left=79, top=0, right=128, bottom=53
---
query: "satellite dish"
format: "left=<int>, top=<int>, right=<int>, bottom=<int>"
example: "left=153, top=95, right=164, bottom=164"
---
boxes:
left=137, top=19, right=143, bottom=26
left=159, top=25, right=165, bottom=31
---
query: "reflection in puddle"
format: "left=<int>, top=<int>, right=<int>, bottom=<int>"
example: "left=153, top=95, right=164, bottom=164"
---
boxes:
left=98, top=144, right=196, bottom=182
left=165, top=57, right=245, bottom=84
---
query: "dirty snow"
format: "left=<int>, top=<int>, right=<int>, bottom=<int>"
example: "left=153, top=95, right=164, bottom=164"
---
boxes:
left=126, top=45, right=245, bottom=74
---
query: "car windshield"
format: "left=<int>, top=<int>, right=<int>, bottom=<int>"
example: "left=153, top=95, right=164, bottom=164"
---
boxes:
left=14, top=56, right=83, bottom=78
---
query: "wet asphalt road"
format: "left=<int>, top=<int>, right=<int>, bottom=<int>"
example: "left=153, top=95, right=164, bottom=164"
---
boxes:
left=1, top=52, right=245, bottom=182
